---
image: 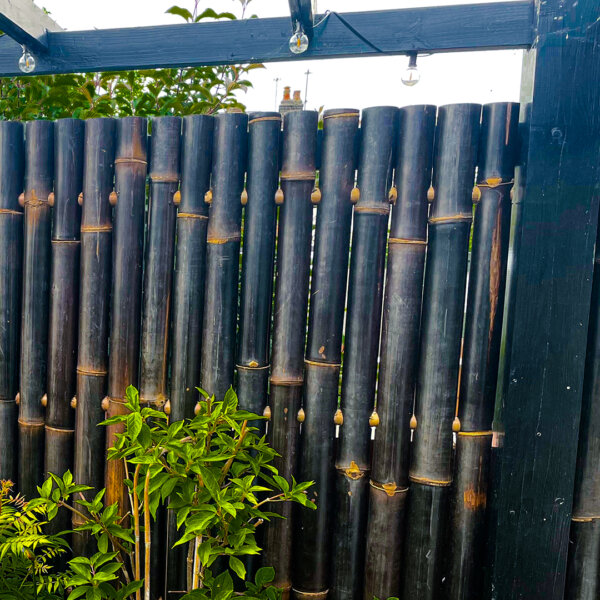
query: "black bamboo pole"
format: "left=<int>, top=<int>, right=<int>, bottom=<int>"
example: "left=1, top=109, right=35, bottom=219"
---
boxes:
left=140, top=116, right=181, bottom=412
left=442, top=102, right=519, bottom=600
left=330, top=106, right=398, bottom=600
left=236, top=112, right=280, bottom=420
left=18, top=120, right=54, bottom=498
left=363, top=104, right=436, bottom=600
left=45, top=118, right=84, bottom=539
left=401, top=103, right=481, bottom=600
left=139, top=116, right=181, bottom=599
left=199, top=112, right=248, bottom=402
left=73, top=118, right=116, bottom=555
left=291, top=108, right=359, bottom=600
left=0, top=121, right=24, bottom=483
left=263, top=109, right=318, bottom=600
left=166, top=115, right=214, bottom=598
left=565, top=222, right=600, bottom=599
left=106, top=117, right=147, bottom=512
left=169, top=115, right=214, bottom=424
left=235, top=112, right=280, bottom=586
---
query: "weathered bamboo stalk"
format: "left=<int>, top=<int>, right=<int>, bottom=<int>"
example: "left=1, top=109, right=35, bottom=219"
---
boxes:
left=170, top=115, right=214, bottom=424
left=330, top=106, right=398, bottom=600
left=235, top=111, right=280, bottom=587
left=140, top=116, right=181, bottom=412
left=0, top=121, right=24, bottom=483
left=291, top=108, right=359, bottom=600
left=106, top=117, right=147, bottom=512
left=140, top=116, right=181, bottom=599
left=443, top=102, right=519, bottom=600
left=263, top=109, right=318, bottom=600
left=565, top=211, right=600, bottom=599
left=45, top=119, right=84, bottom=540
left=363, top=104, right=436, bottom=600
left=19, top=120, right=54, bottom=498
left=401, top=103, right=481, bottom=600
left=199, top=112, right=248, bottom=402
left=167, top=115, right=214, bottom=598
left=73, top=118, right=116, bottom=556
left=236, top=112, right=281, bottom=419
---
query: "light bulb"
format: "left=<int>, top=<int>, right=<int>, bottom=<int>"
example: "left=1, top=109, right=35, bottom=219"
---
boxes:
left=401, top=66, right=420, bottom=87
left=289, top=30, right=309, bottom=54
left=18, top=48, right=36, bottom=74
left=402, top=53, right=420, bottom=87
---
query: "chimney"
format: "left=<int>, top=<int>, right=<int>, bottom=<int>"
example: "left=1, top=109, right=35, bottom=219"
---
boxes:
left=279, top=86, right=304, bottom=116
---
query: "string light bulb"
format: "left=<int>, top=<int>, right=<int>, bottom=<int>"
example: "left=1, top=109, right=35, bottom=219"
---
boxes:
left=401, top=53, right=420, bottom=87
left=18, top=47, right=36, bottom=74
left=289, top=24, right=309, bottom=54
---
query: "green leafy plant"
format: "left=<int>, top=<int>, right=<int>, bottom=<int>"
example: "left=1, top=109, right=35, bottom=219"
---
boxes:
left=0, top=1, right=262, bottom=120
left=0, top=385, right=314, bottom=600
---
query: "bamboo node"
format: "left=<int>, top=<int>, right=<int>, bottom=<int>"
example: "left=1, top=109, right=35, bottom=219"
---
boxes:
left=333, top=408, right=343, bottom=426
left=345, top=461, right=364, bottom=480
left=311, top=187, right=322, bottom=205
left=101, top=397, right=110, bottom=411
left=47, top=192, right=55, bottom=207
left=18, top=193, right=25, bottom=207
left=427, top=186, right=435, bottom=202
left=410, top=414, right=418, bottom=430
left=204, top=189, right=213, bottom=205
left=350, top=186, right=360, bottom=205
left=483, top=177, right=503, bottom=187
left=275, top=188, right=284, bottom=205
left=41, top=394, right=47, bottom=408
left=388, top=186, right=398, bottom=205
left=78, top=192, right=84, bottom=206
left=263, top=405, right=272, bottom=420
left=383, top=482, right=398, bottom=497
left=369, top=410, right=380, bottom=427
left=70, top=396, right=77, bottom=409
left=452, top=416, right=461, bottom=433
left=109, top=191, right=117, bottom=206
left=241, top=189, right=248, bottom=206
left=297, top=408, right=306, bottom=423
left=15, top=392, right=20, bottom=405
left=173, top=190, right=181, bottom=206
left=472, top=186, right=482, bottom=203
left=249, top=360, right=259, bottom=367
left=164, top=400, right=171, bottom=416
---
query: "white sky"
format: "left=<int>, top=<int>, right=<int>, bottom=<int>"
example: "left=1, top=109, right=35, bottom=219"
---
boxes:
left=36, top=0, right=523, bottom=112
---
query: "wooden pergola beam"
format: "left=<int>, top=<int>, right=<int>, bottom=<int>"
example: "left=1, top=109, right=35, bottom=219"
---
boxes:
left=0, top=0, right=62, bottom=54
left=0, top=1, right=533, bottom=76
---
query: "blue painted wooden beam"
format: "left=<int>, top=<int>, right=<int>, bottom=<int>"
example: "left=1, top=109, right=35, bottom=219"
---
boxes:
left=0, top=0, right=62, bottom=54
left=288, top=0, right=314, bottom=40
left=0, top=1, right=533, bottom=76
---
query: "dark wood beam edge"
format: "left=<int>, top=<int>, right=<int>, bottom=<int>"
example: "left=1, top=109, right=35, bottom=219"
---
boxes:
left=487, top=0, right=600, bottom=597
left=288, top=0, right=314, bottom=40
left=0, top=0, right=62, bottom=54
left=0, top=1, right=533, bottom=76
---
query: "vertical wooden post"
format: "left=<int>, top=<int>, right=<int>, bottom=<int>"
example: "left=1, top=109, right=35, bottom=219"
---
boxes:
left=488, top=1, right=600, bottom=598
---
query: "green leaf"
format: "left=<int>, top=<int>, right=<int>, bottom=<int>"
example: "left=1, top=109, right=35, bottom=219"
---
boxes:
left=166, top=5, right=193, bottom=22
left=229, top=555, right=246, bottom=580
left=255, top=566, right=275, bottom=587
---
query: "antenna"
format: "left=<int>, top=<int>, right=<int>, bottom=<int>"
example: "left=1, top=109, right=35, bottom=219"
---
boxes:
left=273, top=77, right=281, bottom=110
left=304, top=69, right=312, bottom=109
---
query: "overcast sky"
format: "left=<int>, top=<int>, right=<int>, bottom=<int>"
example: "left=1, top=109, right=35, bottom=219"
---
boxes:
left=37, top=0, right=523, bottom=112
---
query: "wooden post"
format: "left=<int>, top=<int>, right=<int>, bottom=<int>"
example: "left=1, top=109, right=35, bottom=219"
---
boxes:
left=488, top=1, right=600, bottom=598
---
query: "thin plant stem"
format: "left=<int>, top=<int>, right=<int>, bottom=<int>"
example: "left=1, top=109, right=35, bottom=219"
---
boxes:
left=143, top=469, right=151, bottom=600
left=133, top=464, right=142, bottom=600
